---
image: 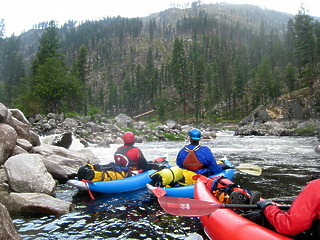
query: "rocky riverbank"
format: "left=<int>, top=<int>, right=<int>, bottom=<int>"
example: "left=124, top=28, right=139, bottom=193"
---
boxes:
left=0, top=103, right=100, bottom=239
left=28, top=113, right=219, bottom=147
left=0, top=102, right=220, bottom=239
left=235, top=84, right=320, bottom=137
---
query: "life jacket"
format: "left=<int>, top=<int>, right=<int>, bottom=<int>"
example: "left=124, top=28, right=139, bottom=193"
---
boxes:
left=114, top=146, right=138, bottom=170
left=182, top=145, right=203, bottom=171
left=77, top=163, right=128, bottom=182
left=210, top=176, right=251, bottom=204
left=150, top=167, right=184, bottom=187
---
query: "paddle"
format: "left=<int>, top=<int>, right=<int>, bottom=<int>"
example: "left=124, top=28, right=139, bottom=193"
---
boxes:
left=158, top=196, right=290, bottom=217
left=235, top=163, right=262, bottom=176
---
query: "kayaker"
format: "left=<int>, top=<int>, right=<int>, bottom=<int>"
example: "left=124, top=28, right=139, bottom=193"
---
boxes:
left=256, top=174, right=320, bottom=239
left=114, top=132, right=149, bottom=172
left=176, top=128, right=231, bottom=176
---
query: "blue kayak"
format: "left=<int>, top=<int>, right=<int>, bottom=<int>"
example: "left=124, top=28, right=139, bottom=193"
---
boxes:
left=69, top=169, right=157, bottom=194
left=149, top=158, right=235, bottom=198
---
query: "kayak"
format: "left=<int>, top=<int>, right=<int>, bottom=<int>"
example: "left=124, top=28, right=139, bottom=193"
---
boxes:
left=149, top=158, right=235, bottom=198
left=194, top=176, right=293, bottom=240
left=69, top=169, right=157, bottom=193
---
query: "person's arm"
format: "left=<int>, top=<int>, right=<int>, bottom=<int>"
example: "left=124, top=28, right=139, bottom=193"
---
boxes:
left=198, top=146, right=223, bottom=173
left=262, top=180, right=320, bottom=236
left=137, top=149, right=149, bottom=171
left=176, top=148, right=186, bottom=168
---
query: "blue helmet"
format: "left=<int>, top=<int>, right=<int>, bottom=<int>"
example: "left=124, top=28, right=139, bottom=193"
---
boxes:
left=189, top=128, right=201, bottom=140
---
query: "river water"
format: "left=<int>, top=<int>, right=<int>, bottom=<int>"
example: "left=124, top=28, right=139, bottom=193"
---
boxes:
left=12, top=131, right=320, bottom=239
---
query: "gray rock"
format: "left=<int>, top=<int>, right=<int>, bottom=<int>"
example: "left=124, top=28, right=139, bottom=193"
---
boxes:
left=42, top=158, right=69, bottom=183
left=0, top=192, right=72, bottom=215
left=0, top=123, right=17, bottom=164
left=4, top=154, right=56, bottom=195
left=12, top=145, right=28, bottom=156
left=16, top=138, right=33, bottom=152
left=0, top=203, right=22, bottom=240
left=62, top=118, right=79, bottom=132
left=6, top=117, right=30, bottom=141
left=52, top=132, right=73, bottom=149
left=0, top=103, right=12, bottom=123
left=10, top=108, right=30, bottom=125
left=115, top=114, right=133, bottom=127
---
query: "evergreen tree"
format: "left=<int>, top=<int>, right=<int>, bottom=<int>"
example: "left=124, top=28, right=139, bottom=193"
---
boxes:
left=72, top=44, right=88, bottom=114
left=171, top=38, right=188, bottom=120
left=285, top=63, right=296, bottom=92
left=28, top=20, right=80, bottom=114
left=108, top=81, right=118, bottom=116
left=293, top=6, right=317, bottom=90
left=252, top=55, right=272, bottom=107
left=1, top=36, right=25, bottom=106
left=193, top=58, right=205, bottom=121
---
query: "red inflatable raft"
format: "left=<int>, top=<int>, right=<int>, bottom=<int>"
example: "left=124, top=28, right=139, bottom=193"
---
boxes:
left=194, top=177, right=293, bottom=240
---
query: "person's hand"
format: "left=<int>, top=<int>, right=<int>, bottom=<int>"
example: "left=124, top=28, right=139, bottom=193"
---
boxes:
left=221, top=164, right=232, bottom=170
left=257, top=200, right=274, bottom=210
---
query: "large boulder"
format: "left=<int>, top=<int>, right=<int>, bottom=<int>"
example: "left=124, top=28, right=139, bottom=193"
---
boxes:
left=52, top=132, right=73, bottom=149
left=114, top=114, right=133, bottom=128
left=0, top=124, right=17, bottom=164
left=4, top=154, right=56, bottom=195
left=0, top=103, right=12, bottom=123
left=6, top=117, right=30, bottom=141
left=32, top=144, right=99, bottom=170
left=0, top=203, right=22, bottom=240
left=0, top=192, right=72, bottom=215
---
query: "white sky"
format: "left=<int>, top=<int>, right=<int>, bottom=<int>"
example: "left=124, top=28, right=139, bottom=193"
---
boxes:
left=1, top=0, right=319, bottom=37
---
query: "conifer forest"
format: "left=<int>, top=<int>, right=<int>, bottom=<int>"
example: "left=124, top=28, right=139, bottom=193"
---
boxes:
left=0, top=3, right=319, bottom=123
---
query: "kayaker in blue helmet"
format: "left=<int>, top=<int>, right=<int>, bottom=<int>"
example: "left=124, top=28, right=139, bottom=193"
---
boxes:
left=176, top=128, right=231, bottom=176
left=254, top=148, right=320, bottom=239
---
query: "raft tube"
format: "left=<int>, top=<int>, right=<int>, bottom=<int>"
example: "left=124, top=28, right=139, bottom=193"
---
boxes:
left=194, top=177, right=293, bottom=240
left=69, top=169, right=157, bottom=193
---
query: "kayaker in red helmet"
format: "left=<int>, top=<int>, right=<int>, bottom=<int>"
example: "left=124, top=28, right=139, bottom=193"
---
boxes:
left=114, top=132, right=148, bottom=172
left=176, top=128, right=231, bottom=176
left=256, top=148, right=320, bottom=238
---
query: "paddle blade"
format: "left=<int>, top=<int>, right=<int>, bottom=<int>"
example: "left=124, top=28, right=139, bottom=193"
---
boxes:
left=147, top=184, right=167, bottom=197
left=236, top=163, right=262, bottom=176
left=158, top=196, right=219, bottom=216
left=158, top=196, right=291, bottom=217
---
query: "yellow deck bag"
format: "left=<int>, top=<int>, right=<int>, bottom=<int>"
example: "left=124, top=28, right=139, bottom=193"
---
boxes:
left=150, top=167, right=184, bottom=187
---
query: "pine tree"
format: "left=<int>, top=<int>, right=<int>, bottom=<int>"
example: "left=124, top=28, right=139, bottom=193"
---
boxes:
left=1, top=36, right=25, bottom=105
left=72, top=44, right=88, bottom=114
left=293, top=6, right=317, bottom=90
left=29, top=20, right=80, bottom=113
left=171, top=38, right=188, bottom=120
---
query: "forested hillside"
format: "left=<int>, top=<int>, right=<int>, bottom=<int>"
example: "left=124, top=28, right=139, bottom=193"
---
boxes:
left=0, top=3, right=319, bottom=123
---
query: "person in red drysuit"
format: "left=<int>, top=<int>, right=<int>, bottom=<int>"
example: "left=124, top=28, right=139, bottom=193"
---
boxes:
left=258, top=173, right=320, bottom=239
left=114, top=132, right=148, bottom=172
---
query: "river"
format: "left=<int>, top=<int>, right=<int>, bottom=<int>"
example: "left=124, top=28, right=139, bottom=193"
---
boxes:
left=12, top=131, right=319, bottom=239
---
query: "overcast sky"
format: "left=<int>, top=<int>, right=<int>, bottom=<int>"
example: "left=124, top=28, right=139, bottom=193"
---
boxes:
left=1, top=0, right=319, bottom=37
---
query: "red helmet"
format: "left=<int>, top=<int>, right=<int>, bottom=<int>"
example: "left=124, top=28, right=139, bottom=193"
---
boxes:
left=123, top=132, right=135, bottom=144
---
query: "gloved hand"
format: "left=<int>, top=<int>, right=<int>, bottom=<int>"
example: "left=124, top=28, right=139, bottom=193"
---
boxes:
left=257, top=200, right=274, bottom=210
left=221, top=164, right=232, bottom=170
